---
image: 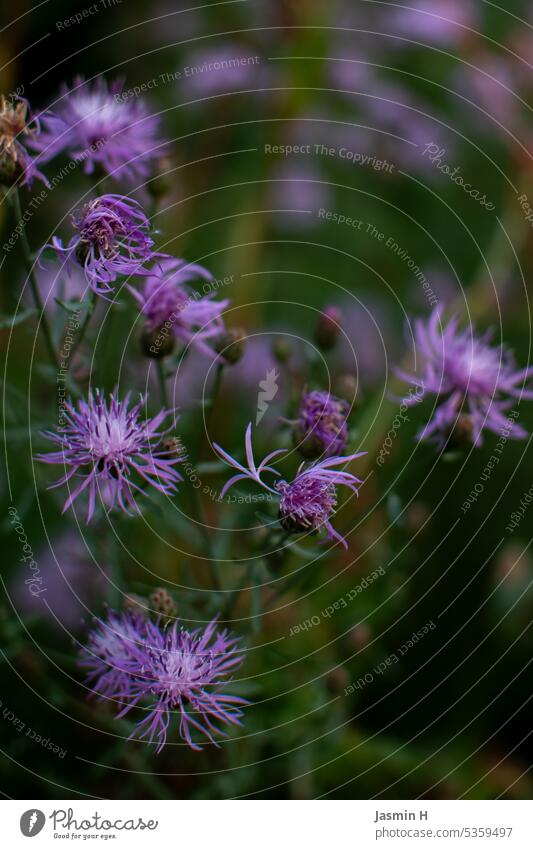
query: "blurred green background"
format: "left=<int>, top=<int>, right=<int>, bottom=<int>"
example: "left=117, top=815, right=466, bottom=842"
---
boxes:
left=1, top=0, right=533, bottom=799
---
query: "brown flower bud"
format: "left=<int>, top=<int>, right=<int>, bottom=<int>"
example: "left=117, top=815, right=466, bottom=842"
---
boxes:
left=214, top=328, right=246, bottom=364
left=150, top=588, right=178, bottom=619
left=159, top=436, right=187, bottom=461
left=315, top=305, right=342, bottom=351
left=148, top=155, right=174, bottom=199
left=272, top=337, right=292, bottom=364
left=140, top=324, right=175, bottom=359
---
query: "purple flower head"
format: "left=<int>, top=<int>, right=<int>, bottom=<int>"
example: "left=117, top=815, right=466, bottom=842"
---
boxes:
left=183, top=44, right=262, bottom=98
left=296, top=390, right=350, bottom=458
left=46, top=194, right=161, bottom=297
left=0, top=95, right=48, bottom=187
left=31, top=77, right=165, bottom=181
left=36, top=389, right=182, bottom=521
left=214, top=423, right=365, bottom=548
left=386, top=0, right=477, bottom=46
left=397, top=309, right=533, bottom=446
left=268, top=162, right=330, bottom=229
left=129, top=258, right=229, bottom=357
left=80, top=609, right=248, bottom=753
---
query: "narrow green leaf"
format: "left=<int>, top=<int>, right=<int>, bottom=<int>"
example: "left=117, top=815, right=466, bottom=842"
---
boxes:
left=0, top=308, right=38, bottom=328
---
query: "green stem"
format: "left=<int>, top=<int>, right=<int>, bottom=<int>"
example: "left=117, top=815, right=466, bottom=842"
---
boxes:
left=190, top=485, right=221, bottom=591
left=156, top=359, right=169, bottom=408
left=69, top=290, right=97, bottom=361
left=12, top=188, right=59, bottom=369
left=221, top=530, right=294, bottom=621
left=202, top=362, right=225, bottom=456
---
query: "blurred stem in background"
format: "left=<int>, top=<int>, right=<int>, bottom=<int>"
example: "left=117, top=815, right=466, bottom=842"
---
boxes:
left=69, top=290, right=97, bottom=363
left=156, top=359, right=170, bottom=408
left=10, top=187, right=59, bottom=369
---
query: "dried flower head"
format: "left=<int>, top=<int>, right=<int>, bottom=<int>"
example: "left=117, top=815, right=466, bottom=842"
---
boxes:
left=45, top=194, right=161, bottom=297
left=315, top=305, right=342, bottom=350
left=0, top=95, right=47, bottom=186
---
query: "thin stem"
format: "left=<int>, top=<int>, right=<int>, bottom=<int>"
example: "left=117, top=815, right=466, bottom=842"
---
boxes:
left=203, top=361, right=225, bottom=452
left=69, top=290, right=97, bottom=361
left=12, top=188, right=59, bottom=369
left=190, top=485, right=221, bottom=591
left=156, top=359, right=169, bottom=408
left=221, top=530, right=294, bottom=621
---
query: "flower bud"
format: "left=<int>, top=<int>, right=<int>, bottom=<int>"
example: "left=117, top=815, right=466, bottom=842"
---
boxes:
left=150, top=587, right=178, bottom=619
left=295, top=390, right=349, bottom=459
left=334, top=373, right=360, bottom=405
left=326, top=666, right=351, bottom=694
left=315, top=305, right=342, bottom=351
left=348, top=623, right=372, bottom=650
left=148, top=155, right=174, bottom=199
left=272, top=336, right=292, bottom=364
left=214, top=328, right=246, bottom=364
left=159, top=436, right=187, bottom=461
left=140, top=323, right=175, bottom=359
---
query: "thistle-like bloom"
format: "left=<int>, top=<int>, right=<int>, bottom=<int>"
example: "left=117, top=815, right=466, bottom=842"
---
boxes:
left=0, top=95, right=47, bottom=187
left=397, top=309, right=533, bottom=446
left=214, top=423, right=364, bottom=547
left=46, top=194, right=160, bottom=297
left=80, top=610, right=248, bottom=753
left=31, top=77, right=164, bottom=181
left=130, top=257, right=229, bottom=357
left=36, top=389, right=181, bottom=521
left=296, top=390, right=349, bottom=458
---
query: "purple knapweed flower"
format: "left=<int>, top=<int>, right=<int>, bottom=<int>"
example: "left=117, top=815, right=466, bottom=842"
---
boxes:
left=397, top=309, right=533, bottom=446
left=0, top=95, right=48, bottom=187
left=36, top=389, right=181, bottom=521
left=130, top=257, right=229, bottom=357
left=385, top=0, right=477, bottom=47
left=31, top=77, right=165, bottom=181
left=214, top=423, right=364, bottom=547
left=46, top=194, right=161, bottom=297
left=80, top=609, right=248, bottom=753
left=296, top=390, right=350, bottom=459
left=183, top=44, right=262, bottom=98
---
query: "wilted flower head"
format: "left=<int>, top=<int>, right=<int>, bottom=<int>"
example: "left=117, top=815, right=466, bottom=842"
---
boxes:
left=397, top=308, right=533, bottom=446
left=80, top=609, right=248, bottom=753
left=296, top=389, right=350, bottom=459
left=36, top=389, right=181, bottom=521
left=0, top=95, right=47, bottom=187
left=130, top=257, right=229, bottom=358
left=46, top=194, right=160, bottom=297
left=214, top=423, right=364, bottom=547
left=31, top=77, right=165, bottom=181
